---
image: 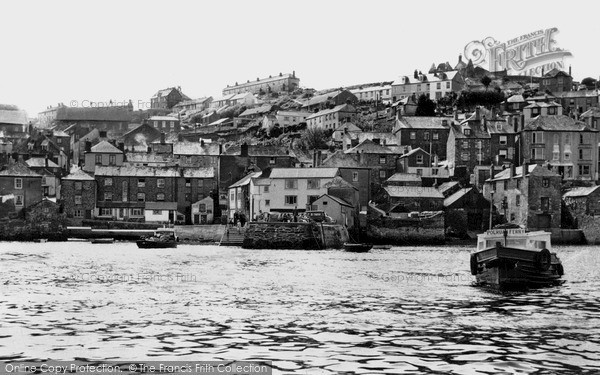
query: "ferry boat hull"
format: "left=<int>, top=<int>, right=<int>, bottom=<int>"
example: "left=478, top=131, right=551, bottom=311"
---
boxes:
left=471, top=245, right=564, bottom=289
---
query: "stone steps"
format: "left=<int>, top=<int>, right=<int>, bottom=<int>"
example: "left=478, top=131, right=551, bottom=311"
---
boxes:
left=219, top=228, right=246, bottom=246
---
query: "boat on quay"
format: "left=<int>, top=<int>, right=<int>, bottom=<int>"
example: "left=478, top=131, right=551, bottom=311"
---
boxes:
left=136, top=228, right=178, bottom=249
left=470, top=225, right=564, bottom=290
left=344, top=242, right=373, bottom=253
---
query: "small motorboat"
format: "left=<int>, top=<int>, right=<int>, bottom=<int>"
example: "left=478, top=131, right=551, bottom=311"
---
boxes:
left=471, top=225, right=564, bottom=290
left=344, top=242, right=373, bottom=253
left=136, top=228, right=178, bottom=249
left=372, top=244, right=392, bottom=250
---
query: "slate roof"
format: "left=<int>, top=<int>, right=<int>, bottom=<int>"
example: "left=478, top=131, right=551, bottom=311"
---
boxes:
left=400, top=147, right=429, bottom=158
left=395, top=116, right=451, bottom=130
left=229, top=172, right=262, bottom=189
left=559, top=90, right=598, bottom=98
left=323, top=176, right=358, bottom=190
left=384, top=186, right=444, bottom=199
left=54, top=107, right=132, bottom=122
left=0, top=162, right=40, bottom=177
left=90, top=141, right=123, bottom=153
left=315, top=194, right=353, bottom=207
left=321, top=151, right=363, bottom=168
left=581, top=108, right=600, bottom=118
left=25, top=157, right=60, bottom=168
left=149, top=116, right=179, bottom=122
left=125, top=153, right=177, bottom=164
left=306, top=104, right=355, bottom=120
left=0, top=109, right=28, bottom=125
left=95, top=165, right=213, bottom=178
left=302, top=90, right=342, bottom=107
left=488, top=164, right=538, bottom=181
left=523, top=115, right=595, bottom=132
left=563, top=186, right=600, bottom=198
left=239, top=105, right=273, bottom=117
left=269, top=168, right=339, bottom=179
left=145, top=202, right=178, bottom=210
left=444, top=187, right=473, bottom=207
left=437, top=181, right=460, bottom=195
left=222, top=144, right=292, bottom=157
left=386, top=173, right=422, bottom=183
left=506, top=94, right=525, bottom=103
left=62, top=168, right=95, bottom=181
left=344, top=139, right=395, bottom=154
left=333, top=122, right=362, bottom=133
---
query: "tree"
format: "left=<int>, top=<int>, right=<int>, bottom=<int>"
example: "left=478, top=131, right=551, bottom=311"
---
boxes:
left=415, top=94, right=436, bottom=116
left=298, top=127, right=329, bottom=151
left=581, top=77, right=597, bottom=90
left=481, top=75, right=492, bottom=90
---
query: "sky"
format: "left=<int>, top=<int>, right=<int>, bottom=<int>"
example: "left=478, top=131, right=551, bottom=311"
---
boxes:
left=1, top=0, right=599, bottom=117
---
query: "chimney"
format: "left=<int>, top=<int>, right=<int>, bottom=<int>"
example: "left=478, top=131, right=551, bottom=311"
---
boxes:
left=458, top=54, right=463, bottom=63
left=569, top=65, right=572, bottom=76
left=240, top=142, right=249, bottom=157
left=414, top=69, right=418, bottom=79
left=85, top=141, right=92, bottom=153
left=475, top=107, right=481, bottom=121
left=293, top=70, right=296, bottom=78
left=45, top=156, right=49, bottom=167
left=509, top=163, right=515, bottom=178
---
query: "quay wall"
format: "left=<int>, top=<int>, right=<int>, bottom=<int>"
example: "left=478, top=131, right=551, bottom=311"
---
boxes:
left=366, top=211, right=445, bottom=245
left=243, top=222, right=349, bottom=249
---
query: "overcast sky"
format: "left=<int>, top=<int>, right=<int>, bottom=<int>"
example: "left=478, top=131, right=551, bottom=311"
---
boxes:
left=2, top=0, right=599, bottom=116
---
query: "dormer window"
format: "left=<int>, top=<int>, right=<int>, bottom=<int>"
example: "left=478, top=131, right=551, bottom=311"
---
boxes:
left=464, top=128, right=471, bottom=136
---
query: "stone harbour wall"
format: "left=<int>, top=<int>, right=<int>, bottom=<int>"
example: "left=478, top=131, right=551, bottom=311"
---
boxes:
left=367, top=211, right=445, bottom=245
left=243, top=222, right=349, bottom=249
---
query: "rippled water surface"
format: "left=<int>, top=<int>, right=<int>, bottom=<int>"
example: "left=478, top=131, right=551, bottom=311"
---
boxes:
left=1, top=242, right=599, bottom=374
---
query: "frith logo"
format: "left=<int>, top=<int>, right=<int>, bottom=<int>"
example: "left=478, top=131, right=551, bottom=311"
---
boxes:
left=464, top=28, right=572, bottom=76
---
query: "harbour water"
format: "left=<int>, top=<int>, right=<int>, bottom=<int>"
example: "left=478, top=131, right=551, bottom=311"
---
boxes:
left=1, top=242, right=599, bottom=374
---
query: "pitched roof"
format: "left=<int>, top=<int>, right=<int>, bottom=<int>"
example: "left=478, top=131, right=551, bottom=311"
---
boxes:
left=0, top=109, right=28, bottom=125
left=524, top=115, right=595, bottom=132
left=323, top=176, right=358, bottom=190
left=0, top=162, right=40, bottom=177
left=489, top=164, right=537, bottom=181
left=384, top=186, right=444, bottom=199
left=90, top=141, right=123, bottom=153
left=437, top=181, right=460, bottom=194
left=149, top=116, right=179, bottom=121
left=400, top=147, right=429, bottom=158
left=306, top=104, right=355, bottom=120
left=395, top=116, right=452, bottom=130
left=124, top=153, right=177, bottom=165
left=315, top=194, right=353, bottom=207
left=54, top=107, right=132, bottom=122
left=386, top=173, right=422, bottom=183
left=269, top=167, right=339, bottom=179
left=563, top=186, right=600, bottom=198
left=321, top=151, right=363, bottom=168
left=25, top=157, right=59, bottom=168
left=239, top=104, right=273, bottom=117
left=444, top=187, right=473, bottom=207
left=94, top=165, right=213, bottom=178
left=229, top=172, right=262, bottom=189
left=62, top=168, right=95, bottom=181
left=345, top=139, right=395, bottom=154
left=302, top=90, right=342, bottom=107
left=559, top=90, right=598, bottom=98
left=506, top=94, right=525, bottom=103
left=222, top=144, right=292, bottom=157
left=333, top=122, right=362, bottom=133
left=145, top=202, right=178, bottom=210
left=581, top=108, right=600, bottom=118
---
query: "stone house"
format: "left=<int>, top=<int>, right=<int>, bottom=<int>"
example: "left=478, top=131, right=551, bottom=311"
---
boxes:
left=61, top=167, right=96, bottom=223
left=385, top=173, right=422, bottom=187
left=379, top=186, right=445, bottom=213
left=563, top=186, right=600, bottom=221
left=306, top=104, right=356, bottom=131
left=312, top=194, right=355, bottom=229
left=483, top=164, right=562, bottom=231
left=538, top=69, right=573, bottom=94
left=0, top=161, right=42, bottom=214
left=83, top=141, right=125, bottom=173
left=148, top=116, right=181, bottom=133
left=223, top=72, right=300, bottom=96
left=301, top=89, right=358, bottom=111
left=342, top=139, right=399, bottom=190
left=319, top=152, right=372, bottom=212
left=151, top=87, right=190, bottom=110
left=447, top=109, right=492, bottom=178
left=191, top=196, right=214, bottom=224
left=119, top=123, right=162, bottom=153
left=580, top=107, right=600, bottom=130
left=393, top=116, right=451, bottom=161
left=443, top=187, right=489, bottom=230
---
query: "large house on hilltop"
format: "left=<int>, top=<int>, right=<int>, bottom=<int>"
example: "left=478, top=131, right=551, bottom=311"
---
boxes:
left=151, top=87, right=190, bottom=110
left=223, top=72, right=300, bottom=96
left=306, top=104, right=356, bottom=130
left=391, top=70, right=464, bottom=102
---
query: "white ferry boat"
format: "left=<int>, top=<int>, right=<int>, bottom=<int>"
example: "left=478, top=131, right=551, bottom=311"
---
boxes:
left=471, top=226, right=564, bottom=289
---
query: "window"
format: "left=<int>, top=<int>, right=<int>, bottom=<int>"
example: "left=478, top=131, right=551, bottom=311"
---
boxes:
left=138, top=178, right=145, bottom=188
left=109, top=155, right=116, bottom=165
left=433, top=132, right=439, bottom=140
left=462, top=141, right=469, bottom=149
left=499, top=136, right=507, bottom=145
left=198, top=203, right=206, bottom=212
left=516, top=195, right=521, bottom=206
left=432, top=168, right=438, bottom=175
left=541, top=197, right=550, bottom=212
left=74, top=209, right=83, bottom=218
left=285, top=179, right=298, bottom=189
left=424, top=132, right=430, bottom=140
left=542, top=178, right=550, bottom=188
left=170, top=121, right=174, bottom=129
left=137, top=193, right=145, bottom=202
left=464, top=128, right=471, bottom=136
left=132, top=208, right=143, bottom=216
left=531, top=148, right=545, bottom=160
left=476, top=141, right=482, bottom=149
left=270, top=157, right=276, bottom=165
left=379, top=156, right=387, bottom=164
left=461, top=151, right=470, bottom=161
left=265, top=199, right=270, bottom=206
left=285, top=195, right=297, bottom=205
left=579, top=165, right=591, bottom=176
left=104, top=192, right=112, bottom=201
left=185, top=179, right=191, bottom=187
left=580, top=148, right=592, bottom=160
left=14, top=178, right=22, bottom=189
left=532, top=132, right=544, bottom=144
left=499, top=149, right=508, bottom=158
left=379, top=170, right=386, bottom=179
left=95, top=155, right=102, bottom=164
left=548, top=107, right=556, bottom=115
left=446, top=82, right=450, bottom=89
left=308, top=195, right=319, bottom=205
left=264, top=185, right=269, bottom=193
left=156, top=193, right=165, bottom=201
left=416, top=169, right=422, bottom=176
left=15, top=195, right=23, bottom=206
left=410, top=132, right=416, bottom=140
left=436, top=82, right=441, bottom=90
left=230, top=193, right=235, bottom=202
left=307, top=178, right=320, bottom=189
left=516, top=179, right=521, bottom=189
left=157, top=179, right=165, bottom=188
left=122, top=181, right=128, bottom=202
left=104, top=178, right=113, bottom=186
left=416, top=154, right=423, bottom=164
left=100, top=208, right=111, bottom=216
left=153, top=210, right=162, bottom=215
left=75, top=181, right=82, bottom=190
left=503, top=180, right=508, bottom=190
left=352, top=172, right=359, bottom=182
left=75, top=195, right=82, bottom=205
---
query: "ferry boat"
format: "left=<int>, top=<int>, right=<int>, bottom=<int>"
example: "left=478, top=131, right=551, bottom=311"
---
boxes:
left=343, top=242, right=373, bottom=253
left=471, top=226, right=564, bottom=289
left=136, top=228, right=178, bottom=249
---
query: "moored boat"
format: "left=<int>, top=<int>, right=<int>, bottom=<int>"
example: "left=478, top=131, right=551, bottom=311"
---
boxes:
left=91, top=238, right=114, bottom=244
left=136, top=228, right=178, bottom=249
left=344, top=242, right=373, bottom=253
left=471, top=227, right=564, bottom=290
